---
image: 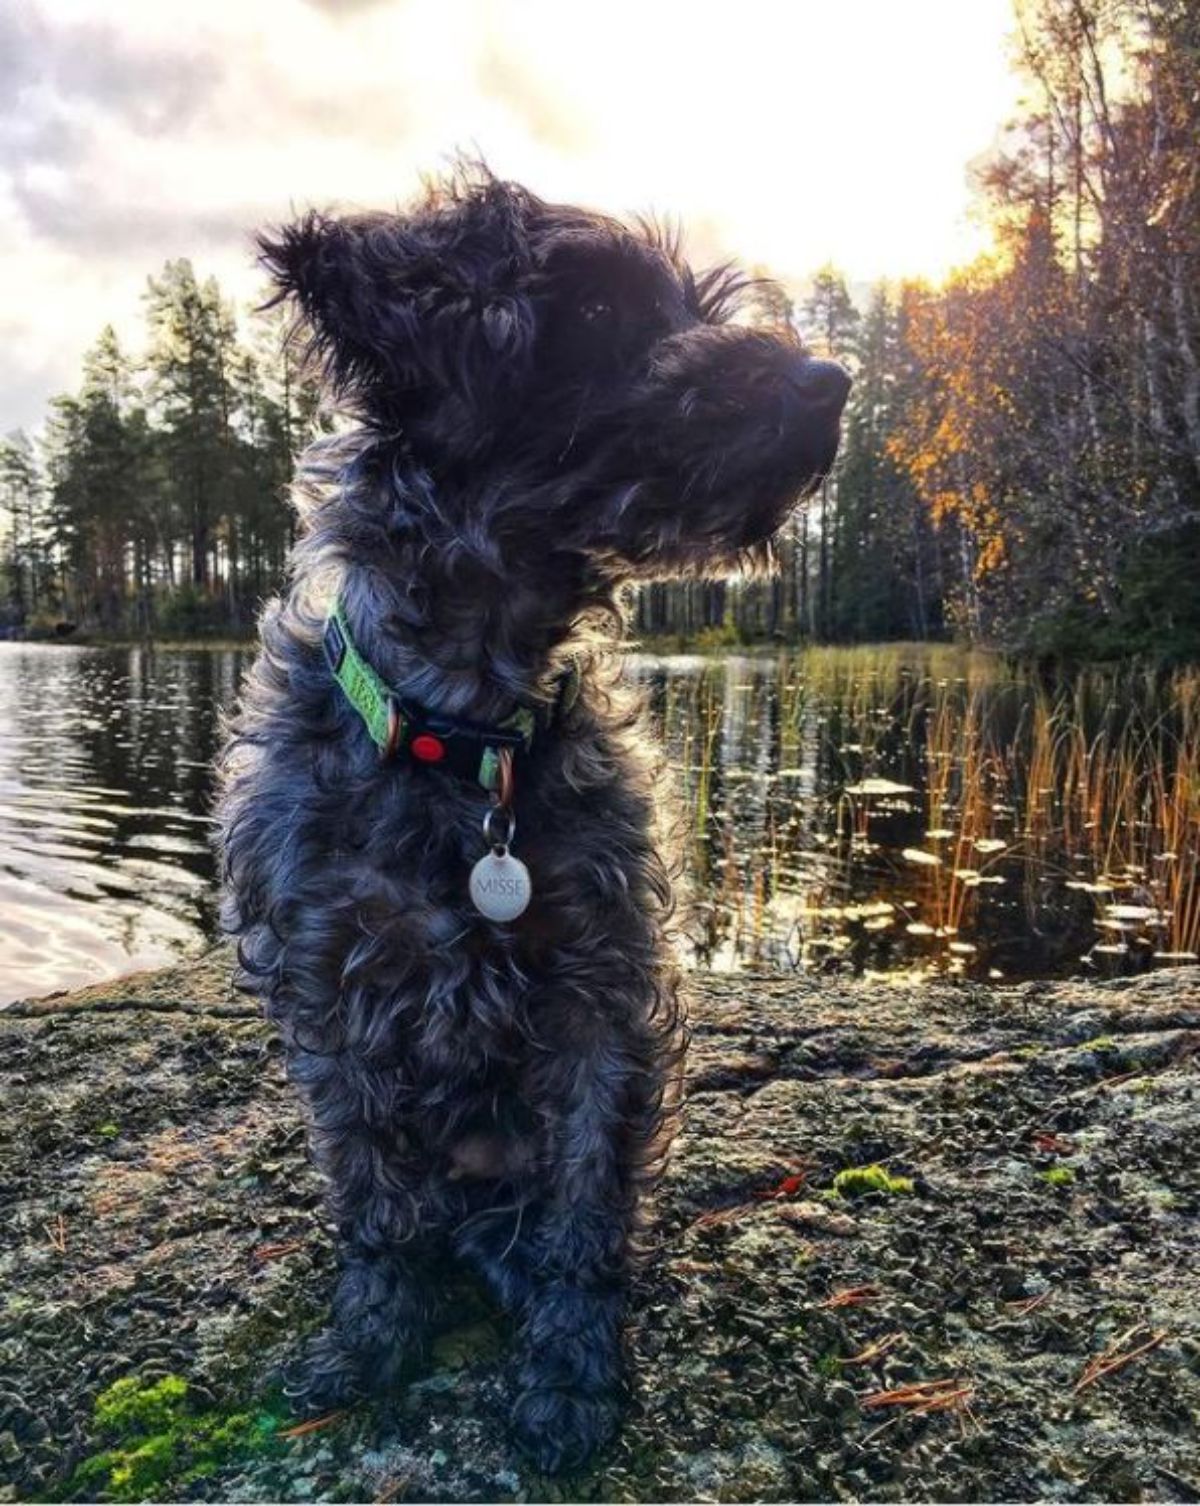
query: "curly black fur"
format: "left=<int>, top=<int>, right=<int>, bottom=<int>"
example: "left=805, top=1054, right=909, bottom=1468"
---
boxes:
left=216, top=162, right=848, bottom=1472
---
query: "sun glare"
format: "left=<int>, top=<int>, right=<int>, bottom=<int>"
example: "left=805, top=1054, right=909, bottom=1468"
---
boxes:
left=291, top=0, right=1027, bottom=288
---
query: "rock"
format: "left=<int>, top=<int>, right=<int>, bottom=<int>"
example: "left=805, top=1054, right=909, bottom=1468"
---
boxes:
left=1, top=952, right=1199, bottom=1501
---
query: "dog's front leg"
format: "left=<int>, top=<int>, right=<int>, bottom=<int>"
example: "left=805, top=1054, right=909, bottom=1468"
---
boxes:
left=284, top=1049, right=441, bottom=1414
left=509, top=1006, right=665, bottom=1472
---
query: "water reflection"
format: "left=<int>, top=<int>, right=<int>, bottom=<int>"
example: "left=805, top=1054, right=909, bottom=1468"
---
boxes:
left=630, top=648, right=1200, bottom=980
left=2, top=642, right=1196, bottom=1003
left=0, top=644, right=247, bottom=1003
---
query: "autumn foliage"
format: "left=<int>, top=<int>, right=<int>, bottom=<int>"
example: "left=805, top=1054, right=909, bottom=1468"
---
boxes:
left=882, top=0, right=1200, bottom=655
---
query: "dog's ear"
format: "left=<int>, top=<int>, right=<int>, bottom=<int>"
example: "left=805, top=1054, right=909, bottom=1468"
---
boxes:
left=257, top=212, right=346, bottom=327
left=257, top=179, right=537, bottom=422
left=257, top=212, right=388, bottom=400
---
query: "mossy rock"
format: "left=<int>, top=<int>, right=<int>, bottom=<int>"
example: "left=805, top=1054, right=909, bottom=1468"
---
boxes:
left=831, top=1164, right=914, bottom=1198
left=64, top=1376, right=283, bottom=1502
left=2, top=953, right=1199, bottom=1502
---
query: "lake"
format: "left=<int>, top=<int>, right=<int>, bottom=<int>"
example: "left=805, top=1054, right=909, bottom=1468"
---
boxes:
left=2, top=641, right=1197, bottom=1004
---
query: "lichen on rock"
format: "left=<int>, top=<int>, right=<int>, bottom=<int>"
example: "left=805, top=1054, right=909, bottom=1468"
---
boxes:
left=1, top=953, right=1198, bottom=1502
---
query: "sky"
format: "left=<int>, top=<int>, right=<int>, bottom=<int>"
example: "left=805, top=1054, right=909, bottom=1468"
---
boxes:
left=1, top=0, right=1027, bottom=434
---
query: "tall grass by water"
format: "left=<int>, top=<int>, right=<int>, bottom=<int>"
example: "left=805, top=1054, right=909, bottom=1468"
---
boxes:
left=642, top=645, right=1200, bottom=979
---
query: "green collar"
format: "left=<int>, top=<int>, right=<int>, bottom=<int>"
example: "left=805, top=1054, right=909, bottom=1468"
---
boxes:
left=323, top=597, right=574, bottom=792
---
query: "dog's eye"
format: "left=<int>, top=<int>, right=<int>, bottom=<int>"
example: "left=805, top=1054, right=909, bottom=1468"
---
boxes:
left=580, top=298, right=614, bottom=323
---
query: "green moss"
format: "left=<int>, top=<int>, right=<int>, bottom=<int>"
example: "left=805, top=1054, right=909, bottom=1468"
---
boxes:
left=95, top=1122, right=121, bottom=1139
left=1039, top=1167, right=1076, bottom=1187
left=1081, top=1035, right=1118, bottom=1051
left=65, top=1374, right=281, bottom=1502
left=816, top=1352, right=843, bottom=1379
left=831, top=1163, right=914, bottom=1199
left=94, top=1376, right=188, bottom=1436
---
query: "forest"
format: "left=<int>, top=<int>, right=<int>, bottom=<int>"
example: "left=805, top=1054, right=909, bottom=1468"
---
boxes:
left=1, top=0, right=1197, bottom=661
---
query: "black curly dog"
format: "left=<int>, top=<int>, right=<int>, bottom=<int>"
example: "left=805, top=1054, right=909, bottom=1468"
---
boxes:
left=217, top=165, right=849, bottom=1472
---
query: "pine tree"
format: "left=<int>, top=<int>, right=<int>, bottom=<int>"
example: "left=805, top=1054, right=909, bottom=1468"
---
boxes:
left=800, top=268, right=860, bottom=639
left=144, top=261, right=241, bottom=594
left=0, top=431, right=44, bottom=619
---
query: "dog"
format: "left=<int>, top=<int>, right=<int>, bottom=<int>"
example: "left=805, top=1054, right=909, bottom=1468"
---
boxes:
left=216, top=164, right=849, bottom=1472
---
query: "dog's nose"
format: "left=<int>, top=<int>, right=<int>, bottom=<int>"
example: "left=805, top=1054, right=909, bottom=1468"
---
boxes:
left=790, top=357, right=852, bottom=417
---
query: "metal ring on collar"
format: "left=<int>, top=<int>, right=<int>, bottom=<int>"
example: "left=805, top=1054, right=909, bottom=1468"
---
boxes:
left=482, top=805, right=516, bottom=849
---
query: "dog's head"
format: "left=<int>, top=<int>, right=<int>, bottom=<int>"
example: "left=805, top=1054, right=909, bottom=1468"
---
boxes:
left=261, top=165, right=849, bottom=577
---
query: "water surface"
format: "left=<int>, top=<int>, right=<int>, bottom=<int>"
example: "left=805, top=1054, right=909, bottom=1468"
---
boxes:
left=2, top=642, right=1195, bottom=1004
left=0, top=644, right=246, bottom=1003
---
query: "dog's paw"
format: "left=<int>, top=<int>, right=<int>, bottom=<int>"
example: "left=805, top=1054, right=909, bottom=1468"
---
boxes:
left=280, top=1327, right=367, bottom=1416
left=510, top=1385, right=621, bottom=1474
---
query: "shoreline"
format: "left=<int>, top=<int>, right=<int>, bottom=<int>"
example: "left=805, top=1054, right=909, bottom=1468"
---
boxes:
left=6, top=635, right=1193, bottom=671
left=2, top=633, right=998, bottom=662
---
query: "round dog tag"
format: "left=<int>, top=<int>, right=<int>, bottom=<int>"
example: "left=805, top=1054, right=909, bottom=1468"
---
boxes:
left=469, top=847, right=532, bottom=922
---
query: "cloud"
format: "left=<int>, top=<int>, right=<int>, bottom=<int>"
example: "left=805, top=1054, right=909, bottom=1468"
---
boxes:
left=476, top=41, right=592, bottom=154
left=302, top=0, right=395, bottom=12
left=10, top=175, right=265, bottom=258
left=0, top=8, right=36, bottom=95
left=1, top=5, right=231, bottom=262
left=45, top=24, right=220, bottom=134
left=0, top=331, right=62, bottom=444
left=0, top=8, right=221, bottom=154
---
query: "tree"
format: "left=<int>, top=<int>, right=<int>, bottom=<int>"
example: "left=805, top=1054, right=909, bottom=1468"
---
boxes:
left=799, top=268, right=860, bottom=639
left=144, top=261, right=241, bottom=592
left=0, top=431, right=45, bottom=618
left=882, top=0, right=1200, bottom=653
left=831, top=285, right=943, bottom=641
